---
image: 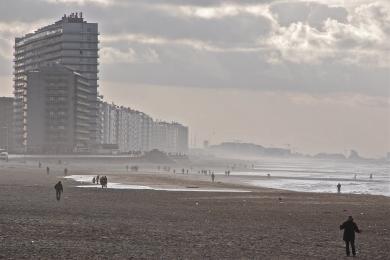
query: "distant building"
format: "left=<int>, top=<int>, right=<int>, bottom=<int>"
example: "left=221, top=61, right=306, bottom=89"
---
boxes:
left=152, top=121, right=188, bottom=154
left=174, top=122, right=189, bottom=154
left=26, top=65, right=95, bottom=153
left=100, top=102, right=118, bottom=145
left=0, top=97, right=14, bottom=152
left=14, top=12, right=99, bottom=152
left=116, top=107, right=154, bottom=153
left=97, top=102, right=189, bottom=154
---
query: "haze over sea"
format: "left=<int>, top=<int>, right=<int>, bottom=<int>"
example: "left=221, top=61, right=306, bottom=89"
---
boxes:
left=234, top=158, right=390, bottom=197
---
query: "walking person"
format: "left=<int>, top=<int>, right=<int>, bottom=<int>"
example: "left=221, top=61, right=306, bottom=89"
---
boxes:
left=337, top=183, right=341, bottom=193
left=54, top=181, right=63, bottom=201
left=64, top=168, right=68, bottom=176
left=46, top=166, right=50, bottom=175
left=211, top=172, right=215, bottom=182
left=340, top=216, right=361, bottom=257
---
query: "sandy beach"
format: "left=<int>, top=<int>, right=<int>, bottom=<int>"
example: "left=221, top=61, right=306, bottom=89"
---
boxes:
left=0, top=162, right=389, bottom=259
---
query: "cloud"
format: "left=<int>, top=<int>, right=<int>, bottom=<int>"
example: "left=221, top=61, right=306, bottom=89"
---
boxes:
left=288, top=93, right=390, bottom=108
left=0, top=20, right=50, bottom=59
left=263, top=1, right=390, bottom=67
left=0, top=0, right=389, bottom=97
left=44, top=0, right=115, bottom=6
left=100, top=46, right=160, bottom=64
left=161, top=3, right=274, bottom=20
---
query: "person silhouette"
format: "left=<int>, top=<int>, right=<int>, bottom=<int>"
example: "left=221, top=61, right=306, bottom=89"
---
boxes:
left=340, top=216, right=361, bottom=257
left=54, top=181, right=63, bottom=201
left=337, top=183, right=341, bottom=193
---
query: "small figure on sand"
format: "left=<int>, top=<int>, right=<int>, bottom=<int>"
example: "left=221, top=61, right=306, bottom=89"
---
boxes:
left=96, top=175, right=100, bottom=184
left=369, top=173, right=373, bottom=179
left=337, top=183, right=341, bottom=193
left=46, top=166, right=50, bottom=175
left=92, top=177, right=96, bottom=184
left=54, top=181, right=63, bottom=201
left=100, top=176, right=108, bottom=188
left=211, top=172, right=215, bottom=182
left=340, top=216, right=361, bottom=257
left=64, top=168, right=68, bottom=176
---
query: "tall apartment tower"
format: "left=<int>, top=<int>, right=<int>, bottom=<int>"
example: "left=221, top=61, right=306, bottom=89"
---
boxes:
left=14, top=12, right=99, bottom=152
left=26, top=65, right=95, bottom=153
left=0, top=97, right=14, bottom=152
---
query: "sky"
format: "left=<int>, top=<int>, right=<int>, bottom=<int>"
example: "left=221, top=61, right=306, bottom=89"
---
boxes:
left=0, top=0, right=389, bottom=157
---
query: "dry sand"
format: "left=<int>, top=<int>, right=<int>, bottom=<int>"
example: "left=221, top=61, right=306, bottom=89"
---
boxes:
left=0, top=163, right=389, bottom=259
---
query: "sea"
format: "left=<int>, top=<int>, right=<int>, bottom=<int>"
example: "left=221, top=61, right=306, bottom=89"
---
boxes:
left=233, top=157, right=389, bottom=197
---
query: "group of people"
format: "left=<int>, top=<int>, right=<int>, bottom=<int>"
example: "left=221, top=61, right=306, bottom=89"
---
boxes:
left=199, top=169, right=212, bottom=175
left=92, top=175, right=108, bottom=188
left=172, top=168, right=190, bottom=174
left=224, top=170, right=231, bottom=176
left=337, top=173, right=374, bottom=193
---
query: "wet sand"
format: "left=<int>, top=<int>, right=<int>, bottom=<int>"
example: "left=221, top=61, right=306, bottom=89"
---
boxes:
left=0, top=164, right=389, bottom=259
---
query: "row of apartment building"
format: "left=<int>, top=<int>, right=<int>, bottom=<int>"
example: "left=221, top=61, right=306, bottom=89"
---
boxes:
left=2, top=13, right=189, bottom=154
left=97, top=102, right=188, bottom=154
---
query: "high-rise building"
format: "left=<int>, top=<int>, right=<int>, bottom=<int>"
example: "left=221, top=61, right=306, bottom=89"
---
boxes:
left=26, top=64, right=95, bottom=153
left=152, top=121, right=188, bottom=154
left=174, top=122, right=189, bottom=154
left=98, top=102, right=189, bottom=154
left=14, top=12, right=99, bottom=151
left=0, top=97, right=14, bottom=152
left=100, top=102, right=118, bottom=145
left=116, top=107, right=153, bottom=153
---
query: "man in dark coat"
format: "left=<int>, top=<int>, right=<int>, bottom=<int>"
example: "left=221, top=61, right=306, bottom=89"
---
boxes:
left=340, top=216, right=361, bottom=257
left=54, top=181, right=63, bottom=201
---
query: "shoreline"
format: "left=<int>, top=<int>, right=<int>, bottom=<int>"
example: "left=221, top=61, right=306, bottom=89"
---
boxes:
left=1, top=159, right=388, bottom=197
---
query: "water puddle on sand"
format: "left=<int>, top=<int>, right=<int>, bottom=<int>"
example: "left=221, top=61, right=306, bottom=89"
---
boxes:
left=65, top=175, right=251, bottom=193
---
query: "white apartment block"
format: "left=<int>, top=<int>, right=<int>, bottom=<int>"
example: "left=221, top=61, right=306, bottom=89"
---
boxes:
left=98, top=103, right=188, bottom=154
